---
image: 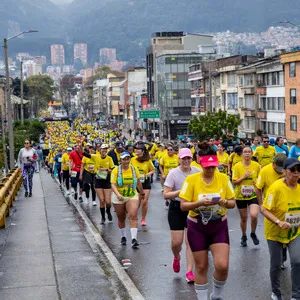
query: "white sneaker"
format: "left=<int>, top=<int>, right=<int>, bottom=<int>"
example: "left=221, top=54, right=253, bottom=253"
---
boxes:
left=66, top=191, right=70, bottom=195
left=271, top=293, right=282, bottom=300
left=92, top=200, right=97, bottom=206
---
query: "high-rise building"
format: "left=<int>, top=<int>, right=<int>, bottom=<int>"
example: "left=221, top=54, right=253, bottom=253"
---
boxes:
left=100, top=48, right=116, bottom=65
left=51, top=44, right=65, bottom=65
left=34, top=56, right=47, bottom=65
left=23, top=60, right=42, bottom=79
left=74, top=43, right=88, bottom=65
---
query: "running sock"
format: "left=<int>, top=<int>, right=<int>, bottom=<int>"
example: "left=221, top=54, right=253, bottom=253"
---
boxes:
left=195, top=283, right=209, bottom=300
left=130, top=227, right=138, bottom=240
left=119, top=227, right=126, bottom=238
left=212, top=277, right=226, bottom=299
left=100, top=207, right=105, bottom=219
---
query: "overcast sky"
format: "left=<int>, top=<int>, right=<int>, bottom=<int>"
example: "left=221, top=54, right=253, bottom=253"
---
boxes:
left=50, top=0, right=73, bottom=4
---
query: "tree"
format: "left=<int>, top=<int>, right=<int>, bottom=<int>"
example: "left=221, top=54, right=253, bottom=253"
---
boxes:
left=188, top=110, right=242, bottom=141
left=12, top=77, right=29, bottom=98
left=25, top=75, right=54, bottom=118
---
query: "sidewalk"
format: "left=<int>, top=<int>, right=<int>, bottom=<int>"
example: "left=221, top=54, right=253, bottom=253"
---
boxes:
left=0, top=171, right=115, bottom=300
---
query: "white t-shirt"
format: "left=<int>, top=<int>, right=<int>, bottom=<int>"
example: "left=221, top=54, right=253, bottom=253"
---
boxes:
left=22, top=148, right=35, bottom=164
left=164, top=166, right=201, bottom=201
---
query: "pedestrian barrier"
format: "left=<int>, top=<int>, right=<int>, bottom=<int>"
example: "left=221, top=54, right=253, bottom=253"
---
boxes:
left=0, top=168, right=22, bottom=229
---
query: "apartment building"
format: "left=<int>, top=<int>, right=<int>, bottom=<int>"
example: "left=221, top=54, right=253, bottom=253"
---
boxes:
left=74, top=43, right=88, bottom=65
left=280, top=50, right=300, bottom=142
left=51, top=44, right=65, bottom=65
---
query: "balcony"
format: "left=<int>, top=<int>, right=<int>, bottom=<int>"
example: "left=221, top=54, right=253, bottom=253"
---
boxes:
left=242, top=87, right=255, bottom=94
left=256, top=87, right=267, bottom=95
left=243, top=110, right=256, bottom=117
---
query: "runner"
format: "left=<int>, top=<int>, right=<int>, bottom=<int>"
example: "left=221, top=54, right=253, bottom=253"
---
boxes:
left=108, top=141, right=124, bottom=165
left=130, top=143, right=155, bottom=226
left=261, top=158, right=300, bottom=300
left=179, top=142, right=235, bottom=300
left=111, top=151, right=145, bottom=248
left=80, top=146, right=97, bottom=205
left=274, top=137, right=289, bottom=156
left=164, top=148, right=200, bottom=283
left=253, top=135, right=276, bottom=167
left=53, top=148, right=63, bottom=186
left=227, top=145, right=243, bottom=177
left=94, top=144, right=115, bottom=224
left=288, top=138, right=300, bottom=159
left=69, top=144, right=84, bottom=201
left=217, top=143, right=229, bottom=175
left=62, top=147, right=72, bottom=195
left=232, top=146, right=261, bottom=247
left=256, top=153, right=287, bottom=269
left=17, top=139, right=38, bottom=197
left=159, top=144, right=179, bottom=194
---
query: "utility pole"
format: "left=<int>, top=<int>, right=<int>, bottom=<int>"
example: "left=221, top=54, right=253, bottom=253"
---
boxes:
left=0, top=103, right=8, bottom=173
left=20, top=60, right=24, bottom=125
left=4, top=38, right=15, bottom=169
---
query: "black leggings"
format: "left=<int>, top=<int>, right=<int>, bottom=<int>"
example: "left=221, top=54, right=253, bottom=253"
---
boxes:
left=62, top=170, right=70, bottom=190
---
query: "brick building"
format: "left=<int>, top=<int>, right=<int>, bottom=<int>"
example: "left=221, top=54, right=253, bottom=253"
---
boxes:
left=280, top=51, right=300, bottom=142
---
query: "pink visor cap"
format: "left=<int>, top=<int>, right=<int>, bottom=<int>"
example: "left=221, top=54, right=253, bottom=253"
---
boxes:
left=178, top=148, right=193, bottom=159
left=198, top=155, right=219, bottom=168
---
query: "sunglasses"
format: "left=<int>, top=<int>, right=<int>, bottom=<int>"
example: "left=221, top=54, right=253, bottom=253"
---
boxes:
left=263, top=141, right=269, bottom=143
left=167, top=149, right=173, bottom=151
left=181, top=157, right=192, bottom=160
left=289, top=166, right=300, bottom=173
left=25, top=142, right=30, bottom=144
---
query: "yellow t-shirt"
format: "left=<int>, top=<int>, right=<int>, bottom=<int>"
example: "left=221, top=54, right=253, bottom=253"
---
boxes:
left=160, top=154, right=179, bottom=175
left=228, top=152, right=243, bottom=169
left=232, top=161, right=261, bottom=200
left=263, top=179, right=300, bottom=244
left=149, top=143, right=158, bottom=160
left=191, top=160, right=202, bottom=171
left=256, top=163, right=284, bottom=200
left=130, top=157, right=154, bottom=182
left=61, top=153, right=70, bottom=171
left=82, top=156, right=96, bottom=174
left=179, top=172, right=235, bottom=218
left=217, top=152, right=229, bottom=174
left=111, top=165, right=140, bottom=197
left=254, top=145, right=276, bottom=167
left=155, top=150, right=165, bottom=160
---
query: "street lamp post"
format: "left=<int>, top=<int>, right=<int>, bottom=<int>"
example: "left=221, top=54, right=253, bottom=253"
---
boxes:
left=20, top=60, right=24, bottom=125
left=3, top=29, right=38, bottom=169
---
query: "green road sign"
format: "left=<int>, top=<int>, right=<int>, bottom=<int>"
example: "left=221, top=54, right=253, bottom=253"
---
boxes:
left=139, top=110, right=160, bottom=119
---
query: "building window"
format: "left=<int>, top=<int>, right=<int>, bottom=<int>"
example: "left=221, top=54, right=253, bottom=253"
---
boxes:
left=290, top=62, right=296, bottom=78
left=278, top=97, right=285, bottom=111
left=244, top=117, right=255, bottom=130
left=268, top=122, right=276, bottom=135
left=239, top=97, right=244, bottom=108
left=244, top=74, right=253, bottom=86
left=290, top=89, right=296, bottom=104
left=290, top=115, right=297, bottom=131
left=245, top=95, right=255, bottom=109
left=260, top=97, right=266, bottom=110
left=278, top=123, right=285, bottom=136
left=227, top=93, right=238, bottom=109
left=228, top=72, right=236, bottom=87
left=239, top=75, right=244, bottom=86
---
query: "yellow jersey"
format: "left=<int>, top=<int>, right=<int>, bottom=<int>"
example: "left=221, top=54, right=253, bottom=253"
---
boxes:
left=82, top=156, right=96, bottom=174
left=254, top=145, right=276, bottom=167
left=256, top=163, right=284, bottom=200
left=232, top=161, right=261, bottom=200
left=263, top=179, right=300, bottom=244
left=191, top=160, right=202, bottom=171
left=228, top=152, right=243, bottom=169
left=130, top=157, right=154, bottom=182
left=61, top=153, right=70, bottom=171
left=160, top=154, right=179, bottom=176
left=111, top=165, right=140, bottom=197
left=179, top=172, right=234, bottom=218
left=217, top=152, right=229, bottom=174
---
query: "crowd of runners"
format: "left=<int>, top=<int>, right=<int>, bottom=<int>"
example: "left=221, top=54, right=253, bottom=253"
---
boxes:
left=17, top=118, right=300, bottom=300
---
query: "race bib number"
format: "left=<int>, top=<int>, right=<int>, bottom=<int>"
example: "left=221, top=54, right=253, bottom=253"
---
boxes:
left=285, top=212, right=300, bottom=227
left=96, top=170, right=108, bottom=180
left=58, top=157, right=62, bottom=163
left=71, top=171, right=77, bottom=178
left=218, top=165, right=224, bottom=172
left=87, top=164, right=95, bottom=172
left=140, top=174, right=145, bottom=183
left=241, top=185, right=254, bottom=197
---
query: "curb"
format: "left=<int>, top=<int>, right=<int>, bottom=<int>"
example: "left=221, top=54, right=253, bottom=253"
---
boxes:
left=55, top=179, right=145, bottom=300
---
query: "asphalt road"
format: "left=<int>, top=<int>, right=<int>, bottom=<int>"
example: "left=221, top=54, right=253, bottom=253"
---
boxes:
left=79, top=178, right=292, bottom=300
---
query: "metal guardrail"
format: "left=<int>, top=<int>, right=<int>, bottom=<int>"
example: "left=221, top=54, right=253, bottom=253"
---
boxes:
left=0, top=168, right=22, bottom=228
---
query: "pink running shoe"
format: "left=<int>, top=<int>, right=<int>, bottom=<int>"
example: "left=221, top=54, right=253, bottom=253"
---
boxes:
left=172, top=255, right=180, bottom=273
left=185, top=271, right=195, bottom=283
left=141, top=219, right=147, bottom=226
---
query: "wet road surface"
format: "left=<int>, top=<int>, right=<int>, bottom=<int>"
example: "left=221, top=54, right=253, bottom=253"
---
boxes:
left=79, top=179, right=292, bottom=300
